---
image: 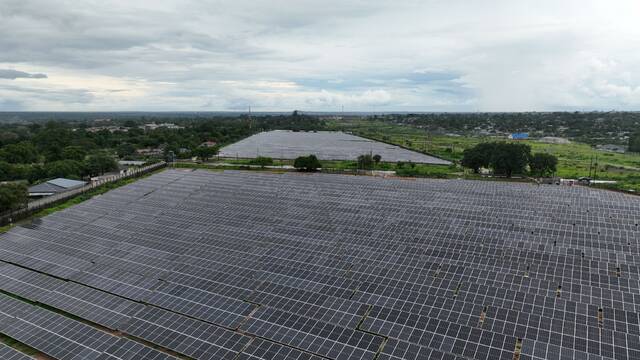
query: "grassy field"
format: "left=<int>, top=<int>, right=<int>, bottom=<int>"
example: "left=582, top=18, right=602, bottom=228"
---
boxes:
left=327, top=119, right=640, bottom=192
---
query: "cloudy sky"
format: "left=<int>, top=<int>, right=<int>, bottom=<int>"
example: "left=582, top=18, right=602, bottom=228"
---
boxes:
left=1, top=0, right=640, bottom=112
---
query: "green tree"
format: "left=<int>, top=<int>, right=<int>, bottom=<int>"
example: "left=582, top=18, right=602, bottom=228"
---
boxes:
left=529, top=153, right=558, bottom=177
left=0, top=162, right=31, bottom=181
left=630, top=131, right=640, bottom=153
left=357, top=154, right=374, bottom=170
left=34, top=123, right=72, bottom=162
left=490, top=142, right=531, bottom=177
left=123, top=120, right=137, bottom=128
left=373, top=154, right=382, bottom=165
left=461, top=142, right=530, bottom=177
left=27, top=165, right=46, bottom=184
left=62, top=146, right=87, bottom=161
left=250, top=156, right=274, bottom=168
left=45, top=160, right=84, bottom=179
left=84, top=154, right=118, bottom=177
left=193, top=146, right=218, bottom=161
left=116, top=143, right=136, bottom=158
left=0, top=161, right=12, bottom=181
left=294, top=155, right=321, bottom=171
left=0, top=183, right=28, bottom=212
left=0, top=141, right=39, bottom=164
left=461, top=143, right=494, bottom=173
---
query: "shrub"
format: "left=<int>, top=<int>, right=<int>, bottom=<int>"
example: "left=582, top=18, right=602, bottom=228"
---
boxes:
left=294, top=155, right=321, bottom=171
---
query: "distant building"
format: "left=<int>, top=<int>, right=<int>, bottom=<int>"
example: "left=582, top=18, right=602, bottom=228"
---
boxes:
left=118, top=160, right=146, bottom=170
left=539, top=137, right=570, bottom=144
left=141, top=123, right=184, bottom=131
left=85, top=126, right=128, bottom=133
left=28, top=178, right=86, bottom=197
left=135, top=148, right=164, bottom=156
left=509, top=133, right=529, bottom=140
left=118, top=161, right=146, bottom=175
left=596, top=144, right=627, bottom=153
left=118, top=160, right=146, bottom=167
left=200, top=141, right=218, bottom=148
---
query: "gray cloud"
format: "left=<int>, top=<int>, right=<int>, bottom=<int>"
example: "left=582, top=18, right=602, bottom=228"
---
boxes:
left=0, top=84, right=92, bottom=104
left=0, top=98, right=24, bottom=110
left=0, top=0, right=639, bottom=111
left=0, top=69, right=47, bottom=79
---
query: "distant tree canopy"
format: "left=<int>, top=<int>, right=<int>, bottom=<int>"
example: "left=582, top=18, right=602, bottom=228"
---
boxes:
left=461, top=142, right=531, bottom=177
left=116, top=143, right=136, bottom=158
left=0, top=183, right=28, bottom=213
left=61, top=146, right=87, bottom=162
left=294, top=155, right=321, bottom=172
left=84, top=154, right=118, bottom=177
left=45, top=160, right=85, bottom=179
left=0, top=141, right=38, bottom=164
left=491, top=143, right=531, bottom=177
left=0, top=162, right=13, bottom=181
left=372, top=154, right=382, bottom=164
left=372, top=111, right=640, bottom=145
left=630, top=131, right=640, bottom=153
left=529, top=153, right=558, bottom=177
left=193, top=146, right=218, bottom=161
left=460, top=143, right=495, bottom=173
left=0, top=114, right=326, bottom=184
left=357, top=154, right=374, bottom=170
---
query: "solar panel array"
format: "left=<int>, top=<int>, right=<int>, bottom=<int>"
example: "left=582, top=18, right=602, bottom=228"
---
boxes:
left=0, top=169, right=639, bottom=360
left=219, top=130, right=452, bottom=164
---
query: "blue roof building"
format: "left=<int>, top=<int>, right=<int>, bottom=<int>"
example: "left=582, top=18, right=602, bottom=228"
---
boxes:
left=509, top=132, right=529, bottom=140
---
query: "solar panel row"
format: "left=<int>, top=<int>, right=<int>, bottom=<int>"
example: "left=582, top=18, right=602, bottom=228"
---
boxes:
left=0, top=293, right=177, bottom=360
left=0, top=169, right=638, bottom=360
left=218, top=130, right=452, bottom=164
left=0, top=344, right=34, bottom=360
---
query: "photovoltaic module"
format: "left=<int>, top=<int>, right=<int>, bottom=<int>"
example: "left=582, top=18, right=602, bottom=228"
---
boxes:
left=0, top=169, right=638, bottom=360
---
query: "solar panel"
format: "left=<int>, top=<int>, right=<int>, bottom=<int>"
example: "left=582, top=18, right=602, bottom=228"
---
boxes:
left=219, top=130, right=451, bottom=164
left=97, top=338, right=179, bottom=360
left=40, top=281, right=144, bottom=330
left=236, top=338, right=325, bottom=360
left=121, top=306, right=252, bottom=359
left=0, top=293, right=175, bottom=360
left=0, top=344, right=34, bottom=360
left=0, top=169, right=639, bottom=359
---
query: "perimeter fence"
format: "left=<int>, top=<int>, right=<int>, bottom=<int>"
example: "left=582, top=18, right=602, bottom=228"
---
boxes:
left=0, top=161, right=166, bottom=227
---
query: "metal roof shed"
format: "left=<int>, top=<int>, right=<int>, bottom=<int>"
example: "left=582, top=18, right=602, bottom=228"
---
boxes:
left=28, top=178, right=86, bottom=197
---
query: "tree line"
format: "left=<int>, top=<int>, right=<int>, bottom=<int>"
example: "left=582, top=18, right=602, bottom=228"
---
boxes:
left=369, top=112, right=640, bottom=145
left=0, top=114, right=325, bottom=182
left=630, top=131, right=640, bottom=153
left=461, top=142, right=558, bottom=177
left=0, top=114, right=325, bottom=212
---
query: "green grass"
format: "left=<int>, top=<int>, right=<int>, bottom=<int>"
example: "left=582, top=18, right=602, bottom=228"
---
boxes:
left=327, top=119, right=640, bottom=192
left=395, top=164, right=461, bottom=178
left=173, top=162, right=290, bottom=173
left=0, top=223, right=13, bottom=233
